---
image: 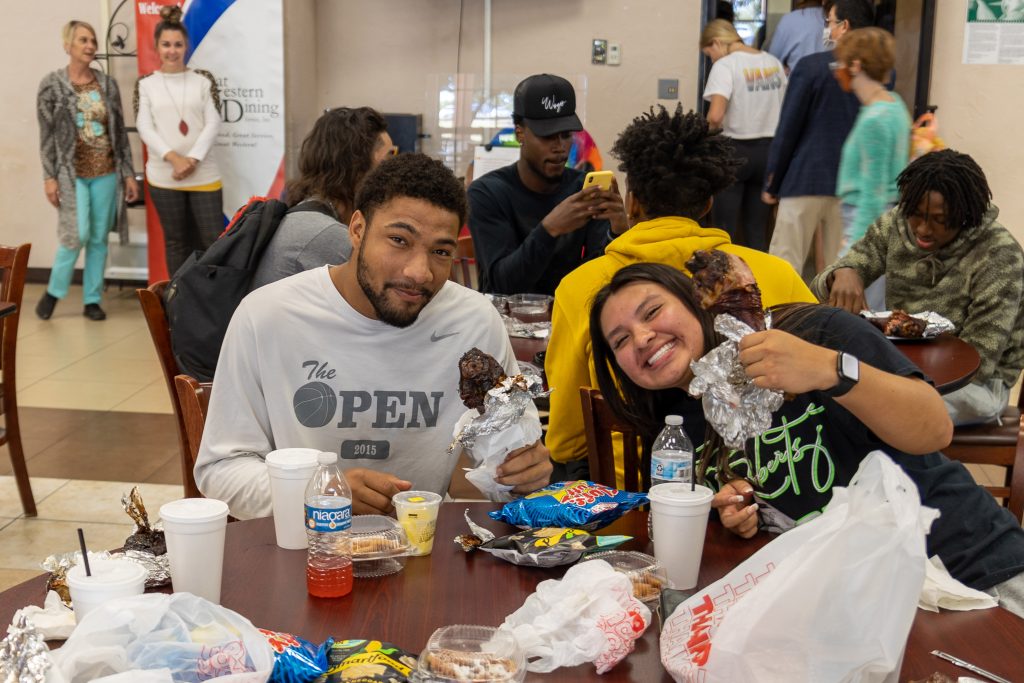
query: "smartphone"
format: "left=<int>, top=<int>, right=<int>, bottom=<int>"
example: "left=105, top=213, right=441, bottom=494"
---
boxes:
left=582, top=170, right=614, bottom=192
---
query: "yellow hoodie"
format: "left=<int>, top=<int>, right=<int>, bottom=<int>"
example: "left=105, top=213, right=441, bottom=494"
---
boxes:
left=544, top=216, right=816, bottom=478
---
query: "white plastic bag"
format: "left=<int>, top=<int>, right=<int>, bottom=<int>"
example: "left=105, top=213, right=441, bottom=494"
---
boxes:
left=500, top=560, right=650, bottom=674
left=46, top=592, right=273, bottom=683
left=662, top=451, right=938, bottom=683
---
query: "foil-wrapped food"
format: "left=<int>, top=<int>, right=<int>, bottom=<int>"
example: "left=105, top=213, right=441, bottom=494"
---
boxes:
left=685, top=250, right=784, bottom=449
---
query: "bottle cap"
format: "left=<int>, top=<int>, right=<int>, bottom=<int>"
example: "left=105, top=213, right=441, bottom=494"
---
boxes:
left=317, top=451, right=338, bottom=465
left=665, top=415, right=683, bottom=426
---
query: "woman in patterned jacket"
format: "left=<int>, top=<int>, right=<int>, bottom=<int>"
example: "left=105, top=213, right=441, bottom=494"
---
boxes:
left=36, top=20, right=139, bottom=321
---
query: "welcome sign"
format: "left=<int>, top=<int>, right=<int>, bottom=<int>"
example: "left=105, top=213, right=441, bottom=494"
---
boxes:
left=135, top=0, right=285, bottom=282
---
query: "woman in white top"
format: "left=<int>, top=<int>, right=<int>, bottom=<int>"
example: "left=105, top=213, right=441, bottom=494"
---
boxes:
left=701, top=19, right=787, bottom=251
left=135, top=5, right=222, bottom=276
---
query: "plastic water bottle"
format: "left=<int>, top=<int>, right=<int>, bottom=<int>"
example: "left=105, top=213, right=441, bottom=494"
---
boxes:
left=651, top=415, right=694, bottom=488
left=305, top=452, right=353, bottom=598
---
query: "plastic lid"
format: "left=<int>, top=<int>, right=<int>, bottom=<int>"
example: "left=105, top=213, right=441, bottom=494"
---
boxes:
left=350, top=514, right=411, bottom=560
left=392, top=490, right=442, bottom=508
left=583, top=551, right=667, bottom=605
left=647, top=482, right=714, bottom=507
left=317, top=451, right=338, bottom=466
left=417, top=625, right=525, bottom=682
left=67, top=556, right=148, bottom=587
left=159, top=497, right=229, bottom=523
left=265, top=448, right=320, bottom=470
left=665, top=415, right=683, bottom=426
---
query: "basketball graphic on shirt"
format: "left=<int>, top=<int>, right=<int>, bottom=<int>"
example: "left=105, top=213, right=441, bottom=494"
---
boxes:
left=293, top=382, right=337, bottom=428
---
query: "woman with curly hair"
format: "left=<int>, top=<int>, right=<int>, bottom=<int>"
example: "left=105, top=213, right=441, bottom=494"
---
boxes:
left=135, top=5, right=223, bottom=276
left=251, top=106, right=393, bottom=288
left=544, top=104, right=814, bottom=479
left=36, top=20, right=140, bottom=321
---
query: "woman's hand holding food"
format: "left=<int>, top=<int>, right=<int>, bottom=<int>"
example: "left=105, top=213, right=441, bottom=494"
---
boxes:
left=712, top=479, right=759, bottom=538
left=739, top=329, right=838, bottom=394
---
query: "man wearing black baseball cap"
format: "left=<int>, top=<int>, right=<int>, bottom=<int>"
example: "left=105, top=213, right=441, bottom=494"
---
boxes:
left=468, top=74, right=627, bottom=294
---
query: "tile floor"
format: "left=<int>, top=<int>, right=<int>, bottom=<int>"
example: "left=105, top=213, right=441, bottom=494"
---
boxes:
left=0, top=283, right=1018, bottom=597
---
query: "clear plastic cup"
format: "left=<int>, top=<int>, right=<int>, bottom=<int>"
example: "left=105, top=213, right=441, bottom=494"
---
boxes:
left=159, top=497, right=230, bottom=603
left=265, top=448, right=321, bottom=549
left=415, top=624, right=525, bottom=682
left=648, top=483, right=714, bottom=590
left=350, top=514, right=411, bottom=578
left=67, top=556, right=147, bottom=622
left=392, top=491, right=442, bottom=556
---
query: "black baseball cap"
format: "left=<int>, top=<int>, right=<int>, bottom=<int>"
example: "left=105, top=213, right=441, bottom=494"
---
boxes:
left=513, top=74, right=583, bottom=137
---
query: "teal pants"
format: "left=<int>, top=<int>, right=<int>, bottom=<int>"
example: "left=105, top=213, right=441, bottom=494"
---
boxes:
left=48, top=173, right=117, bottom=305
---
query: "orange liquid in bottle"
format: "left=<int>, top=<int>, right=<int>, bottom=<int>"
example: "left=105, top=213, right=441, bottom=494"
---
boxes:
left=307, top=560, right=353, bottom=598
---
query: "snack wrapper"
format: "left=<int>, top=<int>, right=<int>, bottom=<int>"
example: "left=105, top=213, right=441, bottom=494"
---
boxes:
left=261, top=629, right=330, bottom=683
left=488, top=481, right=647, bottom=531
left=322, top=639, right=417, bottom=682
left=687, top=314, right=783, bottom=449
left=860, top=309, right=955, bottom=338
left=451, top=372, right=548, bottom=501
left=454, top=510, right=631, bottom=567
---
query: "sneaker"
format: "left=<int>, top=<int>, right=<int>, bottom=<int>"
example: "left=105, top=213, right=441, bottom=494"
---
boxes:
left=35, top=293, right=58, bottom=320
left=83, top=304, right=106, bottom=321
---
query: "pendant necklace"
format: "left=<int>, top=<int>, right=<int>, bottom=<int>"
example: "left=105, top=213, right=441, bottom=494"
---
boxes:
left=162, top=70, right=189, bottom=135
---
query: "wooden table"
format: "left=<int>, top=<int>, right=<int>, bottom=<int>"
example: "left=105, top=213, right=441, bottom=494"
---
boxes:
left=896, top=333, right=981, bottom=395
left=512, top=332, right=980, bottom=395
left=2, top=504, right=1021, bottom=681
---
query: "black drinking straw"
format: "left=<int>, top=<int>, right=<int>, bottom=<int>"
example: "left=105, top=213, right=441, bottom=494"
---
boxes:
left=77, top=528, right=92, bottom=577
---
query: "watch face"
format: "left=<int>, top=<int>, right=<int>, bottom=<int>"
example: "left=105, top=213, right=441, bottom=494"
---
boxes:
left=840, top=353, right=860, bottom=381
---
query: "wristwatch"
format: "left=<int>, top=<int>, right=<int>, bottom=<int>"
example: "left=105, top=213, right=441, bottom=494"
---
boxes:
left=825, top=351, right=860, bottom=397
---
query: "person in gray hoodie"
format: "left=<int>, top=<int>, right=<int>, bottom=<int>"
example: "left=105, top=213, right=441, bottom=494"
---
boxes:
left=251, top=107, right=394, bottom=289
left=812, top=150, right=1024, bottom=425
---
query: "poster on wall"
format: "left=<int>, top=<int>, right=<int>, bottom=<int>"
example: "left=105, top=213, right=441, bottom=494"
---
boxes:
left=135, top=0, right=285, bottom=283
left=963, top=1, right=1024, bottom=64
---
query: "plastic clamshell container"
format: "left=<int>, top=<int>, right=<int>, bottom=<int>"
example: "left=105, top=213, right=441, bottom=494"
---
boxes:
left=413, top=625, right=525, bottom=683
left=583, top=550, right=668, bottom=607
left=350, top=514, right=411, bottom=578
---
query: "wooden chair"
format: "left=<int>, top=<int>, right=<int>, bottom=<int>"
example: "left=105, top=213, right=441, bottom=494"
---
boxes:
left=451, top=233, right=478, bottom=289
left=0, top=244, right=34, bottom=516
left=137, top=281, right=202, bottom=498
left=174, top=375, right=212, bottom=498
left=580, top=387, right=644, bottom=491
left=944, top=389, right=1024, bottom=520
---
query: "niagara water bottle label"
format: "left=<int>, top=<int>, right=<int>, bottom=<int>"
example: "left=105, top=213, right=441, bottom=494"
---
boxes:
left=305, top=503, right=352, bottom=532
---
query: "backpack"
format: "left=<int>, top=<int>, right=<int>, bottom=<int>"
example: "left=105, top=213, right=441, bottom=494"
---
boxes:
left=164, top=197, right=334, bottom=381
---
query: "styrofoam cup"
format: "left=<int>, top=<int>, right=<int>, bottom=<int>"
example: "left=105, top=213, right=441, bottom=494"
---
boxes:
left=266, top=448, right=321, bottom=549
left=392, top=491, right=442, bottom=556
left=159, top=497, right=229, bottom=603
left=67, top=556, right=147, bottom=622
left=648, top=483, right=714, bottom=590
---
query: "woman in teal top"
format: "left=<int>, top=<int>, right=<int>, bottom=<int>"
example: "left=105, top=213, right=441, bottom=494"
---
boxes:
left=833, top=28, right=910, bottom=256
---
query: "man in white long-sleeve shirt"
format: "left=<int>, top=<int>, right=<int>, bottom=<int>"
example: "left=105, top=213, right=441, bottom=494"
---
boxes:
left=194, top=154, right=552, bottom=520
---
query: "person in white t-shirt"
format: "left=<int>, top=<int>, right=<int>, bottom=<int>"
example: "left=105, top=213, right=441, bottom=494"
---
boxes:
left=195, top=153, right=553, bottom=520
left=701, top=19, right=787, bottom=252
left=134, top=5, right=222, bottom=277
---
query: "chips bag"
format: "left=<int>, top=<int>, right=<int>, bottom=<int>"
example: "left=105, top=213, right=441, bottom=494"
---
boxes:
left=488, top=481, right=647, bottom=531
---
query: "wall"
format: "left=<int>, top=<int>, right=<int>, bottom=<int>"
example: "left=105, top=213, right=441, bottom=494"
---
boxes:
left=930, top=0, right=1024, bottom=245
left=313, top=0, right=704, bottom=184
left=283, top=0, right=318, bottom=180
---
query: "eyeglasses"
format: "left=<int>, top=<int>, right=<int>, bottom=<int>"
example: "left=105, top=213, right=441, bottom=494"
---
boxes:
left=824, top=17, right=844, bottom=28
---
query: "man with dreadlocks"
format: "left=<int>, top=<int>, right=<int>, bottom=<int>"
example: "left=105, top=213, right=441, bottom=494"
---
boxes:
left=812, top=149, right=1024, bottom=425
left=545, top=105, right=814, bottom=480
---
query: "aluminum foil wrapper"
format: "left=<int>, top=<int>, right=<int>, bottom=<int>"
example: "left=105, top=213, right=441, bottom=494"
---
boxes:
left=453, top=508, right=497, bottom=552
left=861, top=310, right=956, bottom=338
left=449, top=372, right=549, bottom=453
left=688, top=314, right=784, bottom=449
left=0, top=615, right=51, bottom=683
left=502, top=315, right=551, bottom=339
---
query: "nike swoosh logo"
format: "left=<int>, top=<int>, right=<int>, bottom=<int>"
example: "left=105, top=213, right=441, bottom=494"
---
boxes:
left=430, top=331, right=459, bottom=342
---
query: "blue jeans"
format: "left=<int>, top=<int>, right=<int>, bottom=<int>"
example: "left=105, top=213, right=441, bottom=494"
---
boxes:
left=48, top=173, right=117, bottom=305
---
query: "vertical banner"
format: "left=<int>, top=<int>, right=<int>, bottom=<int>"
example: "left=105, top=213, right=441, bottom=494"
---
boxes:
left=135, top=0, right=285, bottom=283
